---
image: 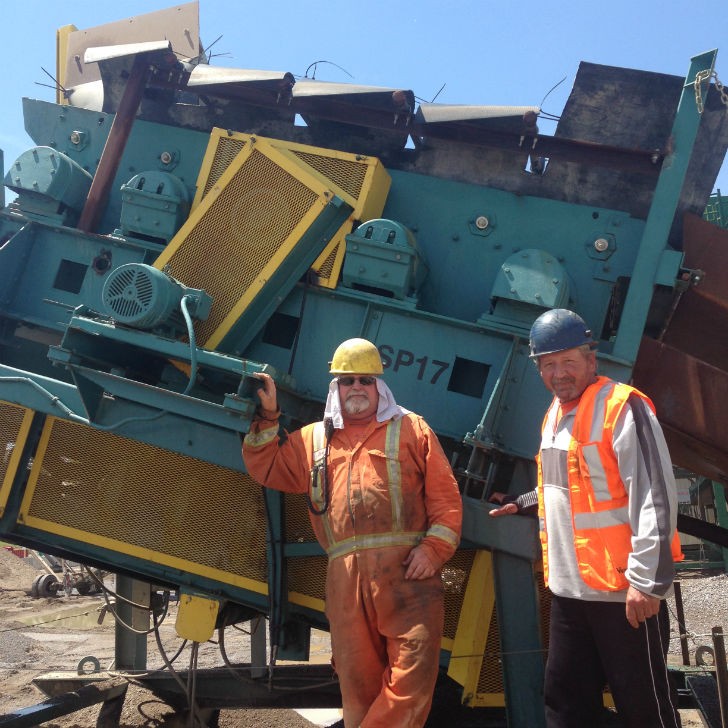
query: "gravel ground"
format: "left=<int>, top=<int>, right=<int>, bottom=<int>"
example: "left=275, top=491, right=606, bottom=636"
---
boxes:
left=0, top=548, right=725, bottom=727
left=667, top=569, right=728, bottom=659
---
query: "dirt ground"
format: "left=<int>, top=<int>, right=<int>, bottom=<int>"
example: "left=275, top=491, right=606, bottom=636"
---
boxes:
left=0, top=548, right=718, bottom=727
left=0, top=549, right=336, bottom=728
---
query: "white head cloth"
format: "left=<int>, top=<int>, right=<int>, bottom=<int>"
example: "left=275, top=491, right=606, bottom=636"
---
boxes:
left=323, top=377, right=411, bottom=429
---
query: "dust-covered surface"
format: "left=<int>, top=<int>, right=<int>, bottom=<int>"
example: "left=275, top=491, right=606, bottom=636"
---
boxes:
left=0, top=547, right=724, bottom=727
left=0, top=548, right=333, bottom=727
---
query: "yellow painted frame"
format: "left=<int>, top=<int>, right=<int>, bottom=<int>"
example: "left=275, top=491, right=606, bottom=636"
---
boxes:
left=309, top=232, right=348, bottom=288
left=55, top=24, right=78, bottom=106
left=191, top=128, right=391, bottom=289
left=0, top=404, right=34, bottom=518
left=189, top=131, right=252, bottom=212
left=194, top=129, right=391, bottom=218
left=155, top=135, right=352, bottom=348
left=19, top=417, right=269, bottom=597
left=447, top=549, right=504, bottom=706
left=287, top=591, right=326, bottom=614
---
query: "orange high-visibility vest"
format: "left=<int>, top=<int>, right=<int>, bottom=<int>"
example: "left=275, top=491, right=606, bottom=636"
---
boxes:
left=537, top=376, right=683, bottom=591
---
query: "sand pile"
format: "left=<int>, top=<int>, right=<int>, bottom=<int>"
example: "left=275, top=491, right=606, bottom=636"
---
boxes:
left=0, top=546, right=43, bottom=592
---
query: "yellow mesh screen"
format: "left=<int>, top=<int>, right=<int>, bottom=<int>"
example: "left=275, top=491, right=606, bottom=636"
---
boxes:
left=313, top=239, right=342, bottom=284
left=0, top=402, right=31, bottom=514
left=27, top=419, right=267, bottom=584
left=0, top=403, right=27, bottom=487
left=199, top=137, right=248, bottom=203
left=291, top=150, right=367, bottom=200
left=539, top=580, right=552, bottom=651
left=476, top=574, right=549, bottom=696
left=443, top=550, right=475, bottom=640
left=159, top=148, right=318, bottom=344
left=284, top=492, right=316, bottom=543
left=288, top=554, right=328, bottom=602
left=190, top=131, right=389, bottom=293
left=476, top=605, right=504, bottom=694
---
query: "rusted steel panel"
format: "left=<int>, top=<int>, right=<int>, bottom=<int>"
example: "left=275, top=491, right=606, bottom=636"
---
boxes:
left=633, top=337, right=728, bottom=485
left=659, top=214, right=728, bottom=369
left=633, top=214, right=728, bottom=485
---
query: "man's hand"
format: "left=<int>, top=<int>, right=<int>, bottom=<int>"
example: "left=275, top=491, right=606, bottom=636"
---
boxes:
left=625, top=585, right=661, bottom=629
left=488, top=492, right=518, bottom=517
left=403, top=546, right=437, bottom=580
left=252, top=372, right=278, bottom=412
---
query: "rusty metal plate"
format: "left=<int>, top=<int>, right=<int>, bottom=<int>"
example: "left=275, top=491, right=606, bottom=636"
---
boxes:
left=660, top=213, right=728, bottom=369
left=633, top=337, right=728, bottom=484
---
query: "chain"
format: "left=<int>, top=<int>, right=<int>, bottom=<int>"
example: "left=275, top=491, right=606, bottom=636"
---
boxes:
left=694, top=68, right=728, bottom=113
left=716, top=72, right=728, bottom=108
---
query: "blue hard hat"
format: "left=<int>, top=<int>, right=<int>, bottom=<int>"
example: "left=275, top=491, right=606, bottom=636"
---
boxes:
left=529, top=309, right=596, bottom=358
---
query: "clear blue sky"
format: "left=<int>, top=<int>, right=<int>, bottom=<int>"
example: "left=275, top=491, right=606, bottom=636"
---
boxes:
left=3, top=0, right=728, bottom=196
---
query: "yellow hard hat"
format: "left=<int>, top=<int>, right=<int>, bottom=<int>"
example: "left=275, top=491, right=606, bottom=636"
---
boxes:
left=329, top=338, right=383, bottom=375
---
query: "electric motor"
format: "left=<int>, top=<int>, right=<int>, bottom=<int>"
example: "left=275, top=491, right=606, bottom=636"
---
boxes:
left=102, top=263, right=211, bottom=334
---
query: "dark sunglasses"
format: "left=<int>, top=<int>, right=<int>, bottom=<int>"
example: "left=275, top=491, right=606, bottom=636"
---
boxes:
left=337, top=376, right=377, bottom=386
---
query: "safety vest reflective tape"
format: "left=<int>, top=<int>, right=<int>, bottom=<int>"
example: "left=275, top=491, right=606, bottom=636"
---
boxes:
left=538, top=376, right=682, bottom=591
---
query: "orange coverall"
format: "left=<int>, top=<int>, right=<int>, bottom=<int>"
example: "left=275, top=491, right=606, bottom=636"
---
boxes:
left=243, top=411, right=462, bottom=728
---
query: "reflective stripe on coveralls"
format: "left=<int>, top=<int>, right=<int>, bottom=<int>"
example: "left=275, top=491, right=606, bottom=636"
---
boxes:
left=243, top=410, right=462, bottom=728
left=310, top=418, right=428, bottom=559
left=311, top=417, right=445, bottom=727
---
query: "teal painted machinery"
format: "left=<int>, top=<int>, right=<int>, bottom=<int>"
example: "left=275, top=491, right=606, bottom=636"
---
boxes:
left=1, top=4, right=728, bottom=726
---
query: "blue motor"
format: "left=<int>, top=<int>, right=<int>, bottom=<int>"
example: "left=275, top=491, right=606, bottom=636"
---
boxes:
left=102, top=263, right=212, bottom=336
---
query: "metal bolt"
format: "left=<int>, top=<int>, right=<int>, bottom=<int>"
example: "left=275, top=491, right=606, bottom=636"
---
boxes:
left=594, top=238, right=609, bottom=252
left=160, top=151, right=173, bottom=164
left=70, top=131, right=82, bottom=145
left=475, top=215, right=489, bottom=230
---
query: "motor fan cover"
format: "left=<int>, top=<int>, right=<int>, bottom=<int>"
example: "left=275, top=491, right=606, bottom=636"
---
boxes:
left=102, top=263, right=184, bottom=329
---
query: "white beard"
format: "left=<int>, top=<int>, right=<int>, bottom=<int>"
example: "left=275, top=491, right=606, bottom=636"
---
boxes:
left=343, top=394, right=370, bottom=415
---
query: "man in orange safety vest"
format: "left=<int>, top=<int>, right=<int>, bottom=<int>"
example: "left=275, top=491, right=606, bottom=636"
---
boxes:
left=490, top=308, right=683, bottom=728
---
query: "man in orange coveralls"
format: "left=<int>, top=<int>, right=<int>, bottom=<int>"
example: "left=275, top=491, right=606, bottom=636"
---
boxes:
left=243, top=337, right=462, bottom=728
